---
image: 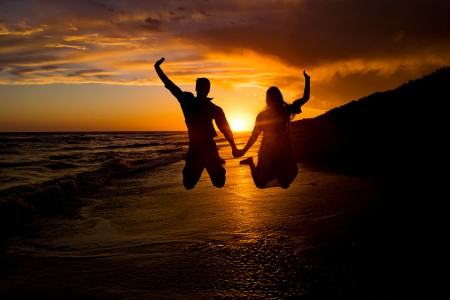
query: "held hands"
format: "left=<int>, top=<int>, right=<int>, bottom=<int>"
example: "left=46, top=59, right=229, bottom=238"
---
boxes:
left=232, top=148, right=246, bottom=158
left=155, top=57, right=165, bottom=67
left=231, top=147, right=241, bottom=159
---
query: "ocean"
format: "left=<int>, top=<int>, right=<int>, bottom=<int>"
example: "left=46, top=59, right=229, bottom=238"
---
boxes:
left=0, top=131, right=255, bottom=212
left=0, top=131, right=191, bottom=191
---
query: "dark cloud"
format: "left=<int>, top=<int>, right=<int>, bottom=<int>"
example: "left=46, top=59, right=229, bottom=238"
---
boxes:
left=143, top=17, right=162, bottom=31
left=10, top=64, right=61, bottom=76
left=186, top=0, right=450, bottom=67
left=0, top=54, right=59, bottom=65
left=68, top=68, right=110, bottom=79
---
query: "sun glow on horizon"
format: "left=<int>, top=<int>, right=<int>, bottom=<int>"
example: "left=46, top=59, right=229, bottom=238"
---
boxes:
left=230, top=118, right=246, bottom=132
left=229, top=114, right=255, bottom=132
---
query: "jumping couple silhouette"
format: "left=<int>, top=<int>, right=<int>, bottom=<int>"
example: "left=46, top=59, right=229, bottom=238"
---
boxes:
left=154, top=57, right=310, bottom=190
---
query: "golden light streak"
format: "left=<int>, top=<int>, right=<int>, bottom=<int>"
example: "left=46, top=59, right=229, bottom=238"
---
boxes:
left=45, top=43, right=87, bottom=50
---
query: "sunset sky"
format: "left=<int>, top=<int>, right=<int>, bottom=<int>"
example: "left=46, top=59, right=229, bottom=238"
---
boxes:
left=1, top=0, right=449, bottom=132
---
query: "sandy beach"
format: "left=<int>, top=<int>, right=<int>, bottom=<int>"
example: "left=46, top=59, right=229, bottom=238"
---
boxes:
left=0, top=148, right=427, bottom=299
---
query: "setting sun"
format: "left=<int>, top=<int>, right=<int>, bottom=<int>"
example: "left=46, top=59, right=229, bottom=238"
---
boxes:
left=230, top=118, right=247, bottom=132
left=227, top=112, right=255, bottom=132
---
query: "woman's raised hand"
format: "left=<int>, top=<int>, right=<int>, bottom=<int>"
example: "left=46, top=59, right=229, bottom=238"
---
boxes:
left=303, top=70, right=310, bottom=80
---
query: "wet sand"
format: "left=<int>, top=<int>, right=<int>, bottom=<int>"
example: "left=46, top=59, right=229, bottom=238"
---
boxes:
left=0, top=157, right=437, bottom=299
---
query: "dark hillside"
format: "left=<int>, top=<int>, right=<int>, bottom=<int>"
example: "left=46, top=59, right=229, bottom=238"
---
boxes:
left=290, top=66, right=449, bottom=180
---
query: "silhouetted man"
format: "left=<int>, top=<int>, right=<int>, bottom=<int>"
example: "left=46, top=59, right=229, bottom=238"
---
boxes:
left=154, top=57, right=238, bottom=189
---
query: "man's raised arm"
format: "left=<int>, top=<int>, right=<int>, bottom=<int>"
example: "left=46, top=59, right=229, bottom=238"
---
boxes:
left=154, top=57, right=183, bottom=98
left=154, top=57, right=171, bottom=86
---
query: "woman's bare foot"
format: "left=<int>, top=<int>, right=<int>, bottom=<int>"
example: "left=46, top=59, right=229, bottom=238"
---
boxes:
left=239, top=157, right=254, bottom=165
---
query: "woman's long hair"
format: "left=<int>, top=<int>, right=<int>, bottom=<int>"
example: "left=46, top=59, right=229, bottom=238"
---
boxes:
left=265, top=86, right=297, bottom=121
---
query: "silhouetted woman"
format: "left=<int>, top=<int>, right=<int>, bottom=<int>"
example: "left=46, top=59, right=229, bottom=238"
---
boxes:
left=238, top=70, right=310, bottom=189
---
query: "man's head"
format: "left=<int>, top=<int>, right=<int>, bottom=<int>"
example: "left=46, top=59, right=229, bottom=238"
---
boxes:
left=195, top=77, right=211, bottom=99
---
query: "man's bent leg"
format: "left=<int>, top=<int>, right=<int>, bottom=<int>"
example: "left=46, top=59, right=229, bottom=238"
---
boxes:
left=206, top=163, right=226, bottom=188
left=182, top=161, right=204, bottom=190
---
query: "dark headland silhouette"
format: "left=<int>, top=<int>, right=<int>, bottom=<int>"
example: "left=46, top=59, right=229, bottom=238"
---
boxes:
left=289, top=66, right=449, bottom=224
left=290, top=66, right=449, bottom=183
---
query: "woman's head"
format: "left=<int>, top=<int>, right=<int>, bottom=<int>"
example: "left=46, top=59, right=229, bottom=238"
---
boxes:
left=266, top=86, right=284, bottom=109
left=265, top=86, right=295, bottom=121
